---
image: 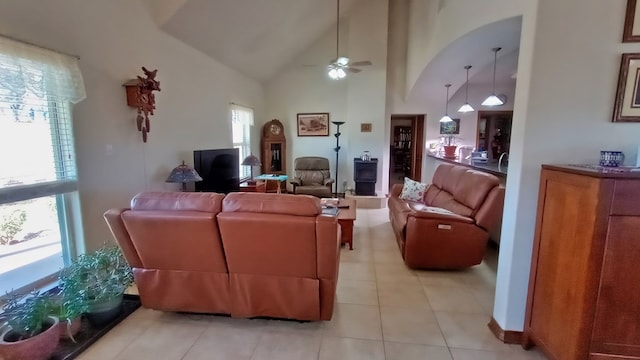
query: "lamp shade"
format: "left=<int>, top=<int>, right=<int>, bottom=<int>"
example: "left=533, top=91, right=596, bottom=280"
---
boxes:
left=166, top=161, right=202, bottom=191
left=241, top=154, right=262, bottom=167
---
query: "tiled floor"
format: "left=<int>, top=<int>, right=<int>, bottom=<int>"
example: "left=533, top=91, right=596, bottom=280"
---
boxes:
left=79, top=208, right=547, bottom=360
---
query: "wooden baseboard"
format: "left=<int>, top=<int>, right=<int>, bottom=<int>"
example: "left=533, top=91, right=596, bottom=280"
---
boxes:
left=488, top=317, right=523, bottom=344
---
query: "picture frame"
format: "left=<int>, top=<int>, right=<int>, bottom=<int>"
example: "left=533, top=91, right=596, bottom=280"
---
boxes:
left=623, top=0, right=640, bottom=42
left=297, top=113, right=330, bottom=136
left=360, top=123, right=372, bottom=132
left=439, top=118, right=460, bottom=134
left=612, top=53, right=640, bottom=122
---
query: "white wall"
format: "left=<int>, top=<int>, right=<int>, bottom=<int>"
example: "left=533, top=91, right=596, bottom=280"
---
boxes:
left=265, top=0, right=388, bottom=194
left=495, top=0, right=640, bottom=331
left=0, top=0, right=264, bottom=251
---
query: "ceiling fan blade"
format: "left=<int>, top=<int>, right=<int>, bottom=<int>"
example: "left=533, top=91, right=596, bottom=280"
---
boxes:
left=347, top=67, right=362, bottom=73
left=349, top=60, right=372, bottom=67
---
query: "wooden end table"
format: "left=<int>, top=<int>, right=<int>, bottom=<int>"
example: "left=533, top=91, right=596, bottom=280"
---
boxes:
left=337, top=198, right=356, bottom=250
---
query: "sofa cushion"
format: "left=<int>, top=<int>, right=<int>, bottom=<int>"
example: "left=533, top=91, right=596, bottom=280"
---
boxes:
left=399, top=177, right=428, bottom=202
left=222, top=192, right=321, bottom=216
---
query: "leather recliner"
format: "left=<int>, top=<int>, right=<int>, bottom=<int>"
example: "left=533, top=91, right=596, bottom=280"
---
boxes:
left=387, top=164, right=505, bottom=269
left=289, top=156, right=334, bottom=198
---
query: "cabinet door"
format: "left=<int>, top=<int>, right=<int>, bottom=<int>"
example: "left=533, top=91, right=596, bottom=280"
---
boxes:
left=526, top=170, right=602, bottom=360
left=591, top=216, right=640, bottom=357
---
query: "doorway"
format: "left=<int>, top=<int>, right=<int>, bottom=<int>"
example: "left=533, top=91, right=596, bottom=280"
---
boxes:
left=476, top=111, right=513, bottom=161
left=389, top=115, right=424, bottom=190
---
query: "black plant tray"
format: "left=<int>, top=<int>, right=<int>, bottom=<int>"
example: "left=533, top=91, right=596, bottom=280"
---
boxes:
left=50, top=294, right=141, bottom=360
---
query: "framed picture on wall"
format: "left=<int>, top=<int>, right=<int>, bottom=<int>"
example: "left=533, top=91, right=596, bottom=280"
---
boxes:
left=439, top=118, right=460, bottom=134
left=612, top=53, right=640, bottom=122
left=623, top=0, right=640, bottom=42
left=297, top=113, right=330, bottom=136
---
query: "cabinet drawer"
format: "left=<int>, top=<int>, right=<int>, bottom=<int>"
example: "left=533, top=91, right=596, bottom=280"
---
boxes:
left=611, top=180, right=640, bottom=215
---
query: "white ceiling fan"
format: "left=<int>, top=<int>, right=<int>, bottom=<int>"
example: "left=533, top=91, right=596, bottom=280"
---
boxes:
left=327, top=0, right=372, bottom=79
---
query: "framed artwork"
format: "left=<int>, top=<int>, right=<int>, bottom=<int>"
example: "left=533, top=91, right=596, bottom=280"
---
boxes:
left=439, top=118, right=460, bottom=134
left=612, top=53, right=640, bottom=122
left=297, top=113, right=330, bottom=136
left=360, top=123, right=372, bottom=132
left=623, top=0, right=640, bottom=42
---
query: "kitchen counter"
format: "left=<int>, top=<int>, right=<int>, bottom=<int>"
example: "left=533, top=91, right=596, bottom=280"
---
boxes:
left=426, top=153, right=507, bottom=178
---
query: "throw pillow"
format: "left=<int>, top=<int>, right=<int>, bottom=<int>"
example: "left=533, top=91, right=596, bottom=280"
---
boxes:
left=399, top=177, right=428, bottom=202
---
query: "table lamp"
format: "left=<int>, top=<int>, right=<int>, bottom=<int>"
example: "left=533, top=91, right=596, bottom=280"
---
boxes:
left=166, top=161, right=203, bottom=191
left=241, top=154, right=262, bottom=184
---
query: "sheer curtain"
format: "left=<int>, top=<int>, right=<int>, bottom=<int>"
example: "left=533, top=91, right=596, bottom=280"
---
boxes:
left=0, top=36, right=86, bottom=104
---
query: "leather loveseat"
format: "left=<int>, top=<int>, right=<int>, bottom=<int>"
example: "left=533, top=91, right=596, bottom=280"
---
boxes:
left=104, top=191, right=340, bottom=321
left=388, top=164, right=504, bottom=269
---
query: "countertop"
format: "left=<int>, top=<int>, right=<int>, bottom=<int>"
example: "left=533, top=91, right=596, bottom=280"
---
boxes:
left=426, top=153, right=508, bottom=177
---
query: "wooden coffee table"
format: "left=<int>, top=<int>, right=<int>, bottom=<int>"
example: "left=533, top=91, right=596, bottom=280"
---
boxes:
left=337, top=198, right=356, bottom=250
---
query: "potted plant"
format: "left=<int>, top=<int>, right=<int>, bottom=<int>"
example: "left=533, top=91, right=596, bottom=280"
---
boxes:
left=59, top=245, right=133, bottom=327
left=442, top=132, right=457, bottom=158
left=48, top=289, right=86, bottom=342
left=0, top=290, right=60, bottom=360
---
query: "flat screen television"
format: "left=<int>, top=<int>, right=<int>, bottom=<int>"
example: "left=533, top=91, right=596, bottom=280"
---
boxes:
left=193, top=148, right=240, bottom=193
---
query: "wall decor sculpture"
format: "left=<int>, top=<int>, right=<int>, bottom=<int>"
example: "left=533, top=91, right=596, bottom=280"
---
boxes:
left=124, top=67, right=161, bottom=142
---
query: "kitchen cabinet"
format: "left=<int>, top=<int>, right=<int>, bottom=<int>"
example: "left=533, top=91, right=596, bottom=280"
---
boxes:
left=523, top=164, right=640, bottom=360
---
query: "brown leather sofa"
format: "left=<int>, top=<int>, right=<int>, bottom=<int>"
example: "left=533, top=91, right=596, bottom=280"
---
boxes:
left=104, top=191, right=340, bottom=321
left=388, top=164, right=504, bottom=269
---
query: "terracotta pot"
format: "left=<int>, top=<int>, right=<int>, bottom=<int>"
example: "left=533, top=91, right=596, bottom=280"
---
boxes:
left=443, top=145, right=457, bottom=158
left=58, top=317, right=82, bottom=341
left=0, top=316, right=60, bottom=360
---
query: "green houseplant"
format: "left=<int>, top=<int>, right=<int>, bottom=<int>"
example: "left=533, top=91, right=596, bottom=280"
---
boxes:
left=59, top=245, right=133, bottom=327
left=48, top=289, right=86, bottom=342
left=0, top=290, right=60, bottom=360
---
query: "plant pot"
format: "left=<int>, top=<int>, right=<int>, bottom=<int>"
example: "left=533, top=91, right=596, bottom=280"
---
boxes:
left=443, top=145, right=458, bottom=159
left=85, top=294, right=123, bottom=327
left=0, top=316, right=60, bottom=360
left=58, top=316, right=82, bottom=341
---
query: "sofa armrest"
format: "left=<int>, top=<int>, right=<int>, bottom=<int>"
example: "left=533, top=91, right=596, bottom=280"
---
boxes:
left=103, top=208, right=143, bottom=268
left=409, top=205, right=474, bottom=224
left=390, top=183, right=403, bottom=197
left=323, top=178, right=335, bottom=186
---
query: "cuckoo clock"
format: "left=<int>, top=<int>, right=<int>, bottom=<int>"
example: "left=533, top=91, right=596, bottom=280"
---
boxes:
left=124, top=67, right=160, bottom=142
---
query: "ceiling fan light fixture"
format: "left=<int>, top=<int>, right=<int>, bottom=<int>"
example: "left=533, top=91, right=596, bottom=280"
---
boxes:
left=482, top=47, right=504, bottom=107
left=458, top=65, right=475, bottom=113
left=336, top=56, right=349, bottom=66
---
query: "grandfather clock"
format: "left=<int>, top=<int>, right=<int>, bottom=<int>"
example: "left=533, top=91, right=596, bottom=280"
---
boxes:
left=261, top=119, right=287, bottom=193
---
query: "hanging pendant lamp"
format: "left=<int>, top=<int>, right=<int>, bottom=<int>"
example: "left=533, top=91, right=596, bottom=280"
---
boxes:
left=481, top=47, right=504, bottom=106
left=458, top=65, right=475, bottom=113
left=439, top=84, right=453, bottom=123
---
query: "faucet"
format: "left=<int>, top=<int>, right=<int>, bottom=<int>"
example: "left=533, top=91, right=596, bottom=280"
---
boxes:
left=498, top=152, right=509, bottom=172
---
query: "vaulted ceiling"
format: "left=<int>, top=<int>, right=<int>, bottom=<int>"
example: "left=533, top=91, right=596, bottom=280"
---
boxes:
left=141, top=0, right=520, bottom=102
left=144, top=0, right=362, bottom=83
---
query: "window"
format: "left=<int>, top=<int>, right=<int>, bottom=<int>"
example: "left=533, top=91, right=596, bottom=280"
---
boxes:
left=0, top=37, right=86, bottom=295
left=231, top=104, right=254, bottom=179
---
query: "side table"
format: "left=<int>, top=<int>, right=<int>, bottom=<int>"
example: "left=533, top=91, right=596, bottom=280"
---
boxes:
left=239, top=181, right=266, bottom=192
left=254, top=174, right=288, bottom=194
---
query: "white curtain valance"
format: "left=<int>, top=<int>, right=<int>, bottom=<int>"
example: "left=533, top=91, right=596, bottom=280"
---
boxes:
left=231, top=103, right=254, bottom=126
left=0, top=36, right=86, bottom=104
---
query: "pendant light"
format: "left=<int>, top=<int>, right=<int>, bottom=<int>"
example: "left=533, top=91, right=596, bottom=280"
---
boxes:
left=458, top=65, right=474, bottom=113
left=439, top=84, right=453, bottom=123
left=481, top=47, right=504, bottom=106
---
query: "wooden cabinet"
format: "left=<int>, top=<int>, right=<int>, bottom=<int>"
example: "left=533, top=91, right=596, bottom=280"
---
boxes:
left=524, top=165, right=640, bottom=360
left=260, top=119, right=286, bottom=193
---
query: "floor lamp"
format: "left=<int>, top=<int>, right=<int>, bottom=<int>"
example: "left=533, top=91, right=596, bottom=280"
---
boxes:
left=332, top=121, right=345, bottom=197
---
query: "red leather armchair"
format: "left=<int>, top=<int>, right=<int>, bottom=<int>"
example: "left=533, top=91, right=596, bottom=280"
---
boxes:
left=388, top=164, right=505, bottom=269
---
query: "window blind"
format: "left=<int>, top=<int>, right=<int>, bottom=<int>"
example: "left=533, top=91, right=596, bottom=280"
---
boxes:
left=0, top=37, right=84, bottom=203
